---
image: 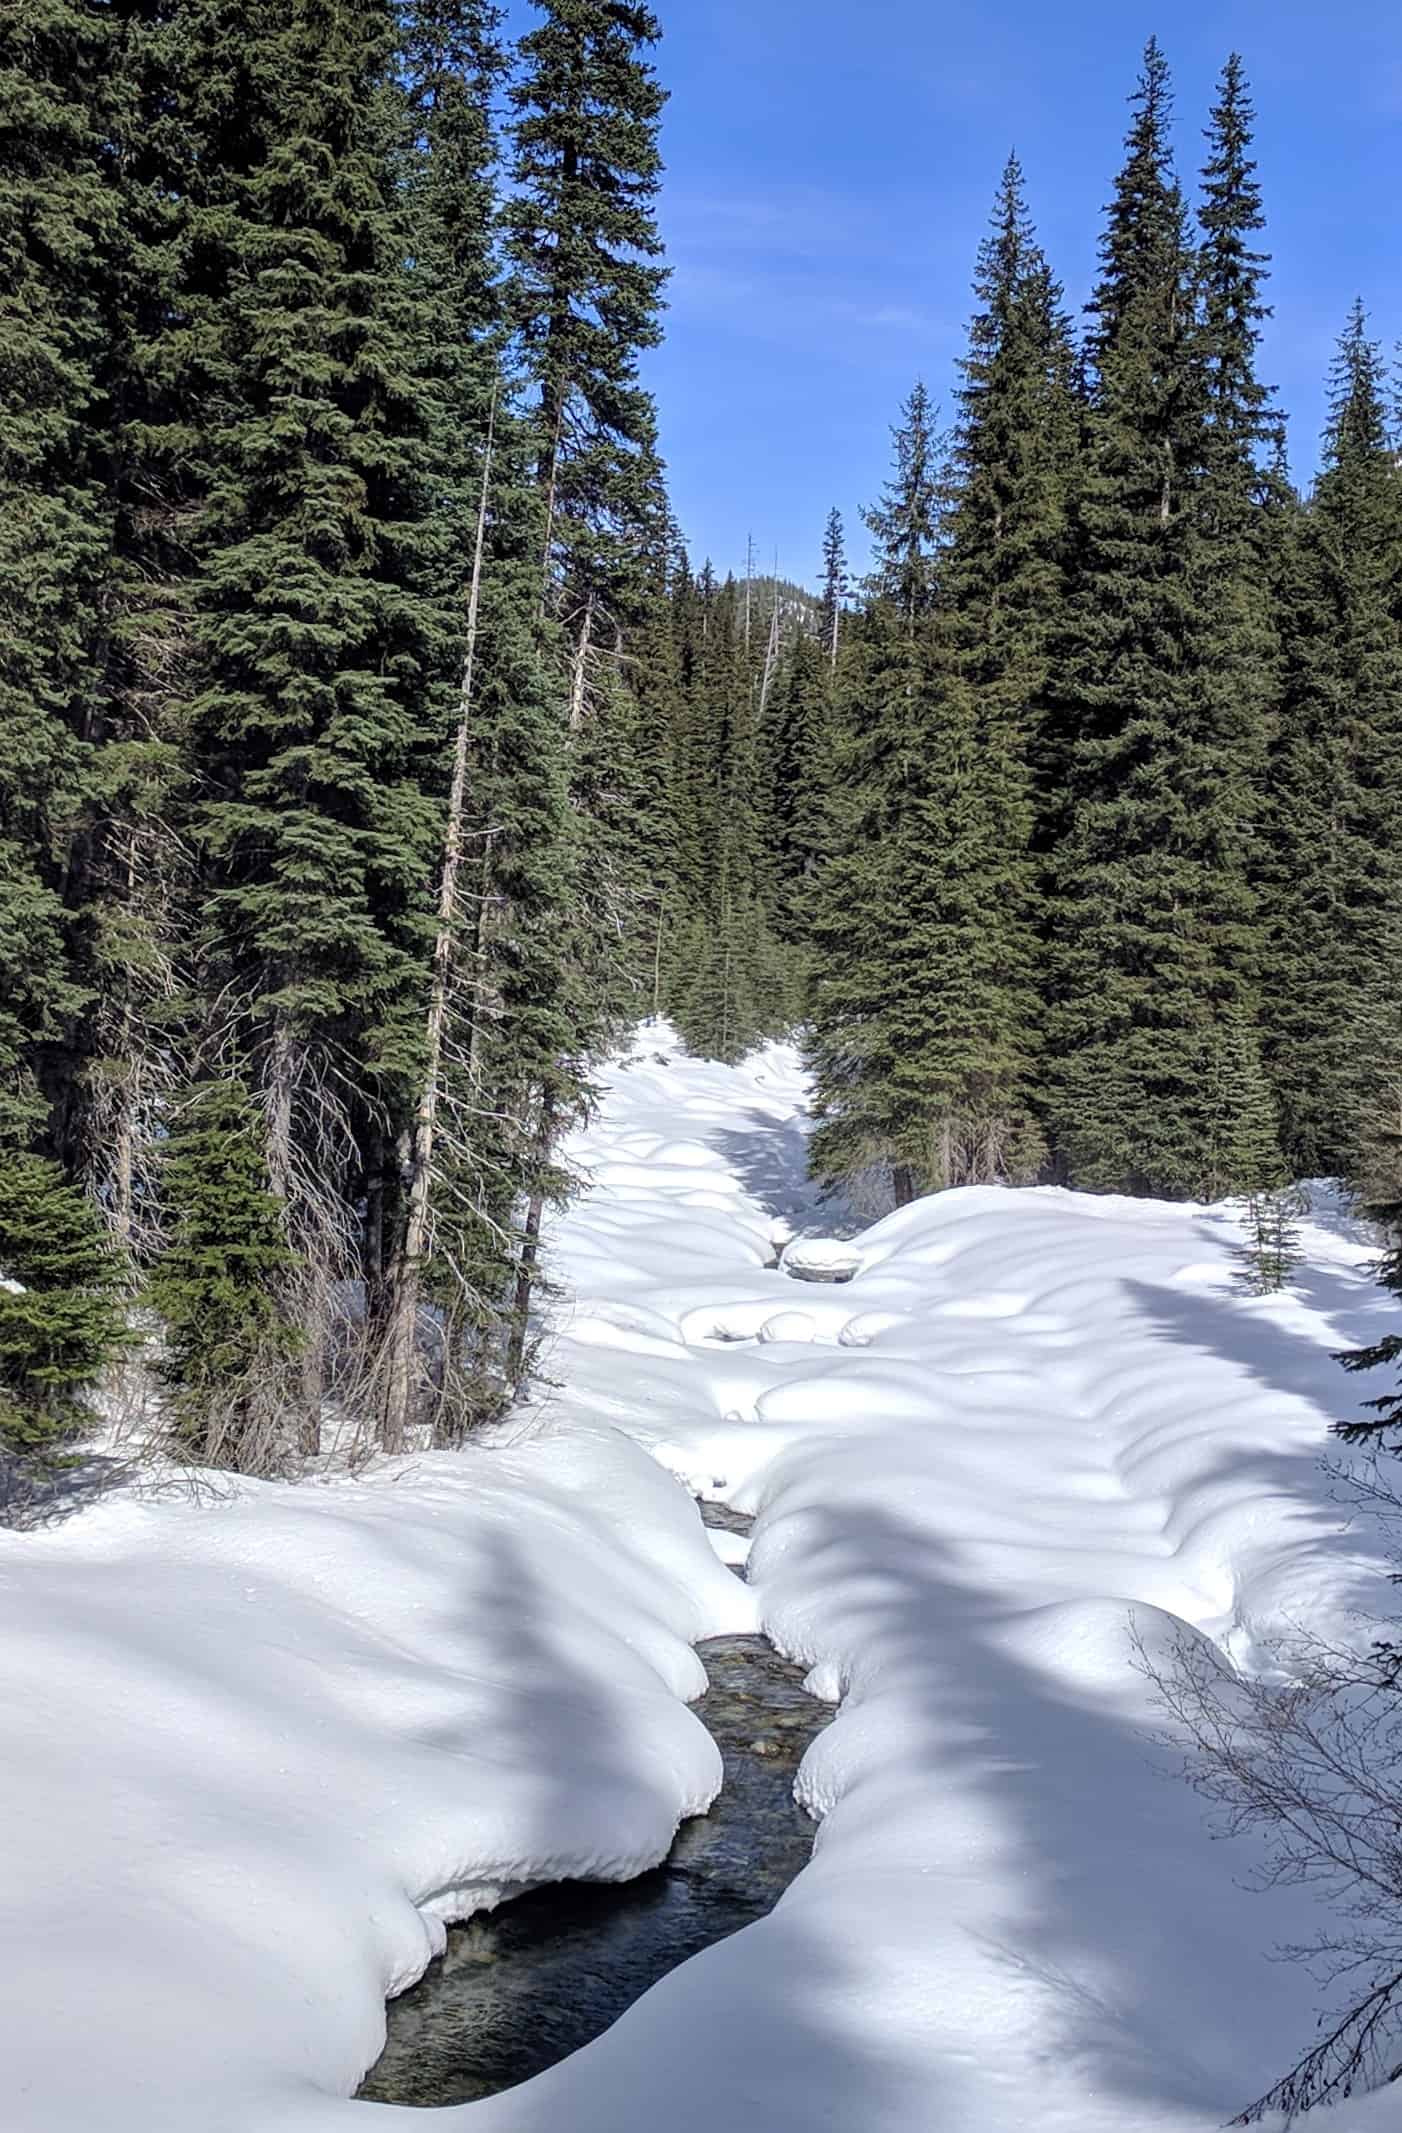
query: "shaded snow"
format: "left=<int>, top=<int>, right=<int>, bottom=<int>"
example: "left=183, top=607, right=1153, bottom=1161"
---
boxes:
left=3, top=1020, right=1401, bottom=2130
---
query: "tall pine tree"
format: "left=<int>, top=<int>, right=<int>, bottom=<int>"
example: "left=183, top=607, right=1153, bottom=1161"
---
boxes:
left=1262, top=307, right=1402, bottom=1175
left=1046, top=40, right=1272, bottom=1199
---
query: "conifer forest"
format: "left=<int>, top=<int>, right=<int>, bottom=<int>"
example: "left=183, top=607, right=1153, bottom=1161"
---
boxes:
left=3, top=6, right=1402, bottom=1485
left=20, top=9, right=1402, bottom=2128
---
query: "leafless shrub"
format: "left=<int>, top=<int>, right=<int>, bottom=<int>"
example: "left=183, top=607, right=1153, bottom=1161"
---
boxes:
left=1138, top=1618, right=1402, bottom=2120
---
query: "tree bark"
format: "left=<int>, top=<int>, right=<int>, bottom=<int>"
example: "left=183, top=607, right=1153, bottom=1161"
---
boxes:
left=505, top=1090, right=556, bottom=1392
left=380, top=393, right=498, bottom=1455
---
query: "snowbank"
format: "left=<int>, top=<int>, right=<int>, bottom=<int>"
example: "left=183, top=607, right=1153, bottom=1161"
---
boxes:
left=0, top=1416, right=751, bottom=2132
left=5, top=1021, right=1401, bottom=2131
left=511, top=1028, right=1400, bottom=2133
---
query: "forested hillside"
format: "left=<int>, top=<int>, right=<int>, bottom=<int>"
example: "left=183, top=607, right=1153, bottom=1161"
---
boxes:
left=4, top=11, right=1402, bottom=1483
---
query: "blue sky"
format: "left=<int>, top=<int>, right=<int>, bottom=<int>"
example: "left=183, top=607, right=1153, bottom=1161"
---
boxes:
left=616, top=0, right=1400, bottom=587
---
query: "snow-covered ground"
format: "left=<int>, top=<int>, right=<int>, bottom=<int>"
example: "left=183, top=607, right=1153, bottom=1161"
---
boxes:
left=4, top=1026, right=1401, bottom=2130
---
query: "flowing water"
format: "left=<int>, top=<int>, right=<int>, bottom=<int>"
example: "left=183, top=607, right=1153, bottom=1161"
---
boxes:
left=359, top=1509, right=830, bottom=2108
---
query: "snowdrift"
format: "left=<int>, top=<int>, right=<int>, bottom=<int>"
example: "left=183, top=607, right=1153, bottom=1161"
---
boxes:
left=3, top=1025, right=1400, bottom=2131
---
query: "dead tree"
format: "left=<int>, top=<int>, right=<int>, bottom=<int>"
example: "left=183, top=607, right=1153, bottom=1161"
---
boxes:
left=379, top=394, right=498, bottom=1454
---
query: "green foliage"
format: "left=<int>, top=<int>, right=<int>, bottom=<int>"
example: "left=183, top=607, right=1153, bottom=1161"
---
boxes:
left=819, top=507, right=847, bottom=670
left=864, top=381, right=940, bottom=628
left=191, top=0, right=454, bottom=1097
left=807, top=602, right=1045, bottom=1199
left=0, top=1156, right=125, bottom=1453
left=147, top=1082, right=301, bottom=1462
left=807, top=161, right=1071, bottom=1201
left=759, top=623, right=830, bottom=960
left=1261, top=307, right=1402, bottom=1175
left=1235, top=1187, right=1305, bottom=1296
left=0, top=0, right=115, bottom=1144
left=505, top=0, right=668, bottom=615
left=1046, top=40, right=1274, bottom=1199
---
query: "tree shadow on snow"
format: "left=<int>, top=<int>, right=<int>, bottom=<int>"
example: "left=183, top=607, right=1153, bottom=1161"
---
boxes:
left=354, top=1514, right=734, bottom=2109
left=745, top=1500, right=1354, bottom=2129
left=714, top=1107, right=859, bottom=1240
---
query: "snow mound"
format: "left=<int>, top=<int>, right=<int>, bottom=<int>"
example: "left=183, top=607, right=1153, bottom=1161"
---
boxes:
left=6, top=1022, right=1400, bottom=2133
left=0, top=1418, right=752, bottom=2132
left=779, top=1234, right=863, bottom=1282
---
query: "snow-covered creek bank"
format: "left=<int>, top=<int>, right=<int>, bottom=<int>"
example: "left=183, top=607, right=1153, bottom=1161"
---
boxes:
left=6, top=1026, right=1402, bottom=2132
left=361, top=1509, right=831, bottom=2106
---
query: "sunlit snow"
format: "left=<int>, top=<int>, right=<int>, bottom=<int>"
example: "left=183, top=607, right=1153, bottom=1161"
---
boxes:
left=3, top=1024, right=1400, bottom=2130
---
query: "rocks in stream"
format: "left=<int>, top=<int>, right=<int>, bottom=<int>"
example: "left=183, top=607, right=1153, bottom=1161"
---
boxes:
left=779, top=1236, right=862, bottom=1284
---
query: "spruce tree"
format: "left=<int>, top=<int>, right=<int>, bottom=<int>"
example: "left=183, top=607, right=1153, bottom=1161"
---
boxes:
left=865, top=380, right=941, bottom=628
left=941, top=152, right=1079, bottom=1149
left=189, top=0, right=457, bottom=1439
left=670, top=573, right=777, bottom=1060
left=147, top=1082, right=301, bottom=1467
left=423, top=426, right=581, bottom=1430
left=0, top=1156, right=125, bottom=1458
left=505, top=0, right=668, bottom=619
left=37, top=0, right=203, bottom=1228
left=807, top=370, right=1046, bottom=1203
left=1046, top=40, right=1271, bottom=1199
left=819, top=507, right=847, bottom=673
left=759, top=622, right=830, bottom=962
left=1261, top=307, right=1402, bottom=1175
left=0, top=0, right=115, bottom=1149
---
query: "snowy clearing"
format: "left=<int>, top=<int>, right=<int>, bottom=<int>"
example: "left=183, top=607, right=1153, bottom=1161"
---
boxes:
left=5, top=1027, right=1402, bottom=2130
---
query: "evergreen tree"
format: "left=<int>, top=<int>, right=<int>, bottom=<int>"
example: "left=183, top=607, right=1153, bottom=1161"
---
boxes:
left=424, top=425, right=582, bottom=1431
left=807, top=366, right=1046, bottom=1204
left=147, top=1082, right=301, bottom=1467
left=1236, top=1186, right=1305, bottom=1295
left=865, top=381, right=940, bottom=629
left=36, top=0, right=202, bottom=1230
left=819, top=507, right=847, bottom=673
left=188, top=0, right=458, bottom=1438
left=0, top=1155, right=125, bottom=1457
left=759, top=622, right=830, bottom=960
left=669, top=573, right=778, bottom=1060
left=0, top=0, right=116, bottom=1149
left=941, top=152, right=1079, bottom=1148
left=1046, top=40, right=1271, bottom=1199
left=505, top=0, right=668, bottom=621
left=1261, top=307, right=1402, bottom=1174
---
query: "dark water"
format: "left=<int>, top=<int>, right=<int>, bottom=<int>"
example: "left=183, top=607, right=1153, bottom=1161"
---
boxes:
left=359, top=1511, right=830, bottom=2108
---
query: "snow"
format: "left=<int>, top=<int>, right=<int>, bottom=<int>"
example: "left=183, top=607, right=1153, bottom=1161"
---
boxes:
left=0, top=1418, right=751, bottom=2132
left=4, top=1020, right=1402, bottom=2130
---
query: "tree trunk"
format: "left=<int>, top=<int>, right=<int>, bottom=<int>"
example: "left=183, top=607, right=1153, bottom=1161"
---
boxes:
left=380, top=393, right=498, bottom=1456
left=568, top=591, right=595, bottom=732
left=505, top=1091, right=556, bottom=1392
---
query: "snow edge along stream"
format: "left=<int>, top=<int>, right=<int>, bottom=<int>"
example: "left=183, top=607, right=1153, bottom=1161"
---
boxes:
left=3, top=1023, right=1402, bottom=2132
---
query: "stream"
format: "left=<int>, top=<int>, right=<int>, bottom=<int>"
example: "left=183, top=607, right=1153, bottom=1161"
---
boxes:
left=359, top=1505, right=830, bottom=2108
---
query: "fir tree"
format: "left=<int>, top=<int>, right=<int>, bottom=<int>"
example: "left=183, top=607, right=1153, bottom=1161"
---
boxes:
left=865, top=381, right=940, bottom=629
left=941, top=152, right=1079, bottom=1147
left=189, top=0, right=458, bottom=1440
left=0, top=1156, right=125, bottom=1457
left=819, top=507, right=847, bottom=673
left=1046, top=40, right=1272, bottom=1199
left=38, top=0, right=203, bottom=1228
left=147, top=1082, right=301, bottom=1468
left=759, top=623, right=830, bottom=958
left=1261, top=307, right=1402, bottom=1174
left=505, top=0, right=669, bottom=618
left=1236, top=1186, right=1305, bottom=1295
left=424, top=428, right=582, bottom=1429
left=670, top=573, right=779, bottom=1060
left=0, top=0, right=116, bottom=1149
left=807, top=369, right=1045, bottom=1204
